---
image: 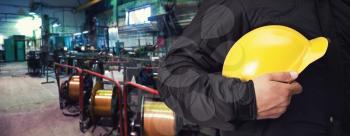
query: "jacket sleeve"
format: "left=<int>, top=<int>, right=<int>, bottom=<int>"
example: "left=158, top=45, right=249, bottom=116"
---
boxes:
left=158, top=0, right=257, bottom=130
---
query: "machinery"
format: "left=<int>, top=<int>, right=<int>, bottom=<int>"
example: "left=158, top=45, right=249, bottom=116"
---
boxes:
left=27, top=51, right=41, bottom=76
left=4, top=35, right=26, bottom=62
left=122, top=66, right=200, bottom=136
left=54, top=57, right=201, bottom=136
left=81, top=69, right=123, bottom=135
left=124, top=82, right=200, bottom=136
left=88, top=80, right=118, bottom=132
left=53, top=51, right=112, bottom=111
left=54, top=64, right=87, bottom=116
left=54, top=62, right=123, bottom=135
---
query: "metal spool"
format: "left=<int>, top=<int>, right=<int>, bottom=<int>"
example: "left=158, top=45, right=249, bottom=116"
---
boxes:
left=68, top=76, right=80, bottom=101
left=142, top=99, right=176, bottom=136
left=138, top=98, right=198, bottom=136
left=90, top=81, right=118, bottom=120
left=93, top=90, right=113, bottom=117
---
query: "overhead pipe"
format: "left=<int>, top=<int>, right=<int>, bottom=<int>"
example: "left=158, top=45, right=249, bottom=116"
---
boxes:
left=0, top=3, right=29, bottom=8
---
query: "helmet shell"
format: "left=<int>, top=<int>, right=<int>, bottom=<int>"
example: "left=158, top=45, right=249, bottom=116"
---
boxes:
left=222, top=25, right=328, bottom=81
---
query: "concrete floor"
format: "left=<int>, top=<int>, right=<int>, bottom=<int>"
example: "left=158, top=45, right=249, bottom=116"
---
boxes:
left=0, top=62, right=113, bottom=136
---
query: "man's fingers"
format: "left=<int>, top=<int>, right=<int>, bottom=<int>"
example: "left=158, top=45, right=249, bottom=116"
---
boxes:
left=267, top=72, right=298, bottom=83
left=289, top=81, right=303, bottom=95
left=262, top=112, right=287, bottom=119
left=255, top=72, right=301, bottom=120
left=257, top=107, right=287, bottom=120
left=258, top=107, right=287, bottom=117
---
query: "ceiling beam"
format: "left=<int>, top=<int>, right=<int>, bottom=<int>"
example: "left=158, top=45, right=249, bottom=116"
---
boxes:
left=0, top=12, right=31, bottom=16
left=0, top=3, right=29, bottom=8
left=0, top=21, right=17, bottom=24
left=76, top=0, right=102, bottom=11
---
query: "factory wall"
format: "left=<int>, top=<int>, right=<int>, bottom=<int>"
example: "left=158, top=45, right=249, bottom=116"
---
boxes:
left=106, top=0, right=160, bottom=48
left=40, top=8, right=85, bottom=36
left=109, top=0, right=200, bottom=48
left=118, top=32, right=155, bottom=48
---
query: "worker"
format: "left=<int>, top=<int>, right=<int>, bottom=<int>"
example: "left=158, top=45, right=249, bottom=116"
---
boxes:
left=158, top=0, right=349, bottom=136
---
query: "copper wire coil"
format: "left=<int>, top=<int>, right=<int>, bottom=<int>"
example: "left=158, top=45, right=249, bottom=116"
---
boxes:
left=71, top=76, right=80, bottom=80
left=68, top=76, right=80, bottom=101
left=143, top=101, right=175, bottom=136
left=93, top=90, right=113, bottom=117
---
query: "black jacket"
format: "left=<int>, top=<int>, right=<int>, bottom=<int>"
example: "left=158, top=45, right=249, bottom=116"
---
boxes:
left=331, top=0, right=350, bottom=134
left=158, top=0, right=349, bottom=136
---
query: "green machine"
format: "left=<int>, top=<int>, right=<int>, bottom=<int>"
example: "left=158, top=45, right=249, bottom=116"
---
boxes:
left=4, top=35, right=26, bottom=62
left=4, top=39, right=15, bottom=62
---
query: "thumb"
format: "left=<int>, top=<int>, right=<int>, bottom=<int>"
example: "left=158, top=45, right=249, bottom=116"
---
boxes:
left=289, top=82, right=303, bottom=95
left=268, top=72, right=298, bottom=83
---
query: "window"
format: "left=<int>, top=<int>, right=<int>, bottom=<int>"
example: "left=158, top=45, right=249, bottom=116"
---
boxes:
left=126, top=6, right=151, bottom=25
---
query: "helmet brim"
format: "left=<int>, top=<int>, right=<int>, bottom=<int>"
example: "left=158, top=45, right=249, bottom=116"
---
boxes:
left=297, top=37, right=328, bottom=73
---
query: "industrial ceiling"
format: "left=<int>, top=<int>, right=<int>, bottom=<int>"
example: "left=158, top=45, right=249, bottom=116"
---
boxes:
left=0, top=0, right=88, bottom=37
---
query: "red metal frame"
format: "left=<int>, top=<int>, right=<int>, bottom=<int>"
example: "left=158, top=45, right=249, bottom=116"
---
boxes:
left=123, top=81, right=159, bottom=136
left=82, top=69, right=124, bottom=136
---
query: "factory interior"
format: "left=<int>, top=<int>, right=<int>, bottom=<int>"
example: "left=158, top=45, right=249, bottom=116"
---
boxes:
left=0, top=0, right=201, bottom=136
left=0, top=0, right=349, bottom=136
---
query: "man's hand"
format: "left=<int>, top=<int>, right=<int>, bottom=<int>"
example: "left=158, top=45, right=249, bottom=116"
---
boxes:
left=253, top=72, right=302, bottom=120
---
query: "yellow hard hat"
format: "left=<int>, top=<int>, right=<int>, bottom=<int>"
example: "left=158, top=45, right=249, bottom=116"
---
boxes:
left=222, top=25, right=328, bottom=81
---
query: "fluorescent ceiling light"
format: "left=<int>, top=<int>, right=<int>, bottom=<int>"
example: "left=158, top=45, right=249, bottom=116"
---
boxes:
left=109, top=27, right=118, bottom=33
left=52, top=23, right=60, bottom=27
left=0, top=34, right=4, bottom=45
left=28, top=12, right=36, bottom=15
left=73, top=32, right=81, bottom=36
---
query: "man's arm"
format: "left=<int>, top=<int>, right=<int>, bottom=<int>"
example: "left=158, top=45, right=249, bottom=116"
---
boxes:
left=158, top=0, right=255, bottom=130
